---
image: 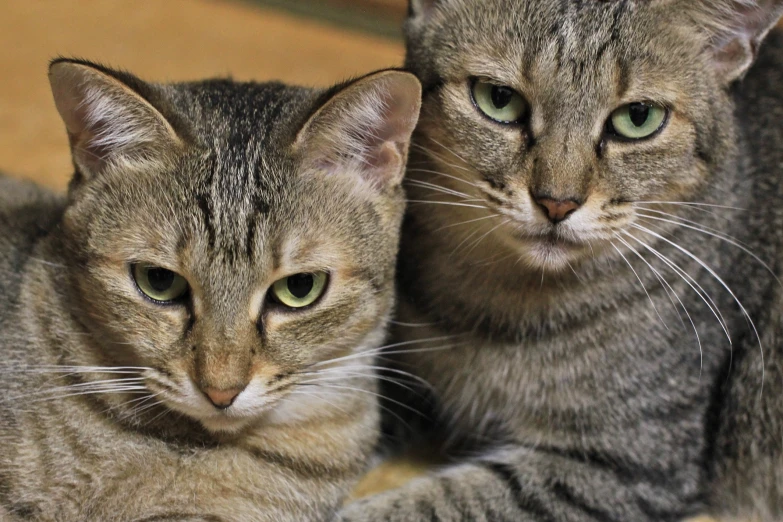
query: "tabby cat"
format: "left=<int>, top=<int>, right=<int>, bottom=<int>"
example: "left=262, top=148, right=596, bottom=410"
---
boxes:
left=0, top=59, right=421, bottom=521
left=340, top=1, right=783, bottom=521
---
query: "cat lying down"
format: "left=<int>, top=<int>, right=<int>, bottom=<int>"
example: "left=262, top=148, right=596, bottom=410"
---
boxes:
left=0, top=59, right=420, bottom=521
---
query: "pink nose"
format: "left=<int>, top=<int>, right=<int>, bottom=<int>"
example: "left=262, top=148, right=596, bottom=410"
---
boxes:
left=535, top=197, right=581, bottom=224
left=202, top=387, right=243, bottom=409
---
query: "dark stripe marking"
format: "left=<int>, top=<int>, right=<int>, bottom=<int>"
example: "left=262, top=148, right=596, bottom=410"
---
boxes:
left=482, top=461, right=556, bottom=522
left=196, top=194, right=216, bottom=251
left=550, top=479, right=618, bottom=522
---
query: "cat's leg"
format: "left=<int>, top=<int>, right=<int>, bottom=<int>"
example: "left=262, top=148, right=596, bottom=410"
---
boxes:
left=709, top=309, right=783, bottom=521
left=339, top=445, right=702, bottom=522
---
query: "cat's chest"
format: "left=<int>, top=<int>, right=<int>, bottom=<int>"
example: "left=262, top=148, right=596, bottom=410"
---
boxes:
left=395, top=295, right=715, bottom=442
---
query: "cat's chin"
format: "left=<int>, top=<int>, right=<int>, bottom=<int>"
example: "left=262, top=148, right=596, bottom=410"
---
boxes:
left=521, top=245, right=578, bottom=272
left=505, top=232, right=588, bottom=272
left=198, top=415, right=255, bottom=434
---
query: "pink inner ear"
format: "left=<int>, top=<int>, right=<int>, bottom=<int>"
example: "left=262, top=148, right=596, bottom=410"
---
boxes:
left=301, top=72, right=421, bottom=190
left=713, top=35, right=755, bottom=79
left=363, top=141, right=407, bottom=189
left=66, top=95, right=116, bottom=168
left=410, top=0, right=439, bottom=17
left=705, top=0, right=783, bottom=82
left=50, top=68, right=116, bottom=174
left=61, top=86, right=139, bottom=175
left=351, top=75, right=421, bottom=187
left=50, top=62, right=181, bottom=180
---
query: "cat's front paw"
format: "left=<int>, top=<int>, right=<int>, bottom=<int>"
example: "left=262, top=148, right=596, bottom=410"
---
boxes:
left=338, top=496, right=403, bottom=522
left=338, top=492, right=433, bottom=522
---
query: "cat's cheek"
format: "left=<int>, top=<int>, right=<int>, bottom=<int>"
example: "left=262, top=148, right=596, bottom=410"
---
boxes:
left=418, top=88, right=524, bottom=192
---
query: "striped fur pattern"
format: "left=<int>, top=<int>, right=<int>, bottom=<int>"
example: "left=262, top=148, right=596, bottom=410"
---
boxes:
left=0, top=60, right=420, bottom=520
left=340, top=1, right=783, bottom=521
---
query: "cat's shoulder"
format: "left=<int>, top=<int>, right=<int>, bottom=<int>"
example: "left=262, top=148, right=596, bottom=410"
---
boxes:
left=0, top=173, right=54, bottom=204
left=0, top=173, right=64, bottom=249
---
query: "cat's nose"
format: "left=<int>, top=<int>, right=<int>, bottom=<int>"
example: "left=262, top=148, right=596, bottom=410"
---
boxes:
left=533, top=194, right=582, bottom=224
left=203, top=387, right=244, bottom=409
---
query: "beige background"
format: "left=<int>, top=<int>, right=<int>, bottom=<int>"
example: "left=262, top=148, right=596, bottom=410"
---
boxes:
left=0, top=1, right=775, bottom=519
left=0, top=0, right=403, bottom=190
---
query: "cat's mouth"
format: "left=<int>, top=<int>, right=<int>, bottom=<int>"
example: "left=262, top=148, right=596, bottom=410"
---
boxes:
left=198, top=413, right=255, bottom=433
left=511, top=229, right=584, bottom=250
left=518, top=231, right=580, bottom=246
left=142, top=372, right=275, bottom=433
left=506, top=229, right=591, bottom=271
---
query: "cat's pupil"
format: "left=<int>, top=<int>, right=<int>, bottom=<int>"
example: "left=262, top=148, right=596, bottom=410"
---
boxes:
left=491, top=86, right=514, bottom=109
left=146, top=268, right=175, bottom=292
left=287, top=274, right=314, bottom=299
left=628, top=103, right=650, bottom=127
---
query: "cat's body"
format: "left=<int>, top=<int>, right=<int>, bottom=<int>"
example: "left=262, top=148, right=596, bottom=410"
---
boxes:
left=0, top=61, right=421, bottom=521
left=340, top=1, right=783, bottom=521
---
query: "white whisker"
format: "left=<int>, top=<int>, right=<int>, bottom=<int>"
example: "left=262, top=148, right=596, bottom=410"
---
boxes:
left=634, top=201, right=746, bottom=211
left=635, top=212, right=780, bottom=285
left=301, top=383, right=425, bottom=418
left=0, top=365, right=150, bottom=375
left=312, top=336, right=459, bottom=368
left=404, top=179, right=473, bottom=199
left=463, top=219, right=511, bottom=256
left=623, top=230, right=731, bottom=344
left=410, top=143, right=473, bottom=174
left=613, top=234, right=686, bottom=328
left=299, top=372, right=421, bottom=396
left=22, top=387, right=148, bottom=406
left=303, top=364, right=433, bottom=389
left=407, top=200, right=489, bottom=210
left=609, top=239, right=667, bottom=330
left=388, top=320, right=437, bottom=328
left=630, top=224, right=763, bottom=391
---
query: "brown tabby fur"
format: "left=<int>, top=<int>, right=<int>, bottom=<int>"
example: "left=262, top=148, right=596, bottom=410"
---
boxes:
left=340, top=1, right=783, bottom=521
left=0, top=60, right=421, bottom=521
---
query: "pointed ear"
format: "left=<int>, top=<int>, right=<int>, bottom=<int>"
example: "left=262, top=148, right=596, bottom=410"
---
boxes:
left=48, top=59, right=182, bottom=181
left=690, top=0, right=783, bottom=83
left=295, top=70, right=422, bottom=191
left=408, top=0, right=439, bottom=18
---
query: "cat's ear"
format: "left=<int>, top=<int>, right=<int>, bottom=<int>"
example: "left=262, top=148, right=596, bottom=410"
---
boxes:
left=690, top=0, right=783, bottom=83
left=295, top=70, right=422, bottom=191
left=408, top=0, right=439, bottom=19
left=48, top=59, right=182, bottom=181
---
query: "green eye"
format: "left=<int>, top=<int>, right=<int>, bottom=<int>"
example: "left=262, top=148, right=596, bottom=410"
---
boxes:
left=609, top=102, right=668, bottom=140
left=132, top=264, right=189, bottom=303
left=270, top=272, right=328, bottom=309
left=471, top=80, right=527, bottom=123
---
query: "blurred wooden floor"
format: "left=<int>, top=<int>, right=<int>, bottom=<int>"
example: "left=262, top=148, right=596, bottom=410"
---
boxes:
left=0, top=0, right=403, bottom=190
left=0, top=1, right=776, bottom=519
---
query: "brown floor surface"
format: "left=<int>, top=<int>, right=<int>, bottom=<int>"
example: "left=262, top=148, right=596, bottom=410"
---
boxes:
left=0, top=1, right=773, bottom=519
left=0, top=0, right=402, bottom=190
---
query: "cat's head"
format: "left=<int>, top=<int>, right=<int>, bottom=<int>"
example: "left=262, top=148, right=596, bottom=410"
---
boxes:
left=48, top=59, right=421, bottom=433
left=403, top=0, right=783, bottom=271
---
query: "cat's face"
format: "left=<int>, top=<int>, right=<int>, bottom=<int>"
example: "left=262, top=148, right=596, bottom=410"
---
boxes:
left=405, top=0, right=782, bottom=271
left=49, top=61, right=420, bottom=433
